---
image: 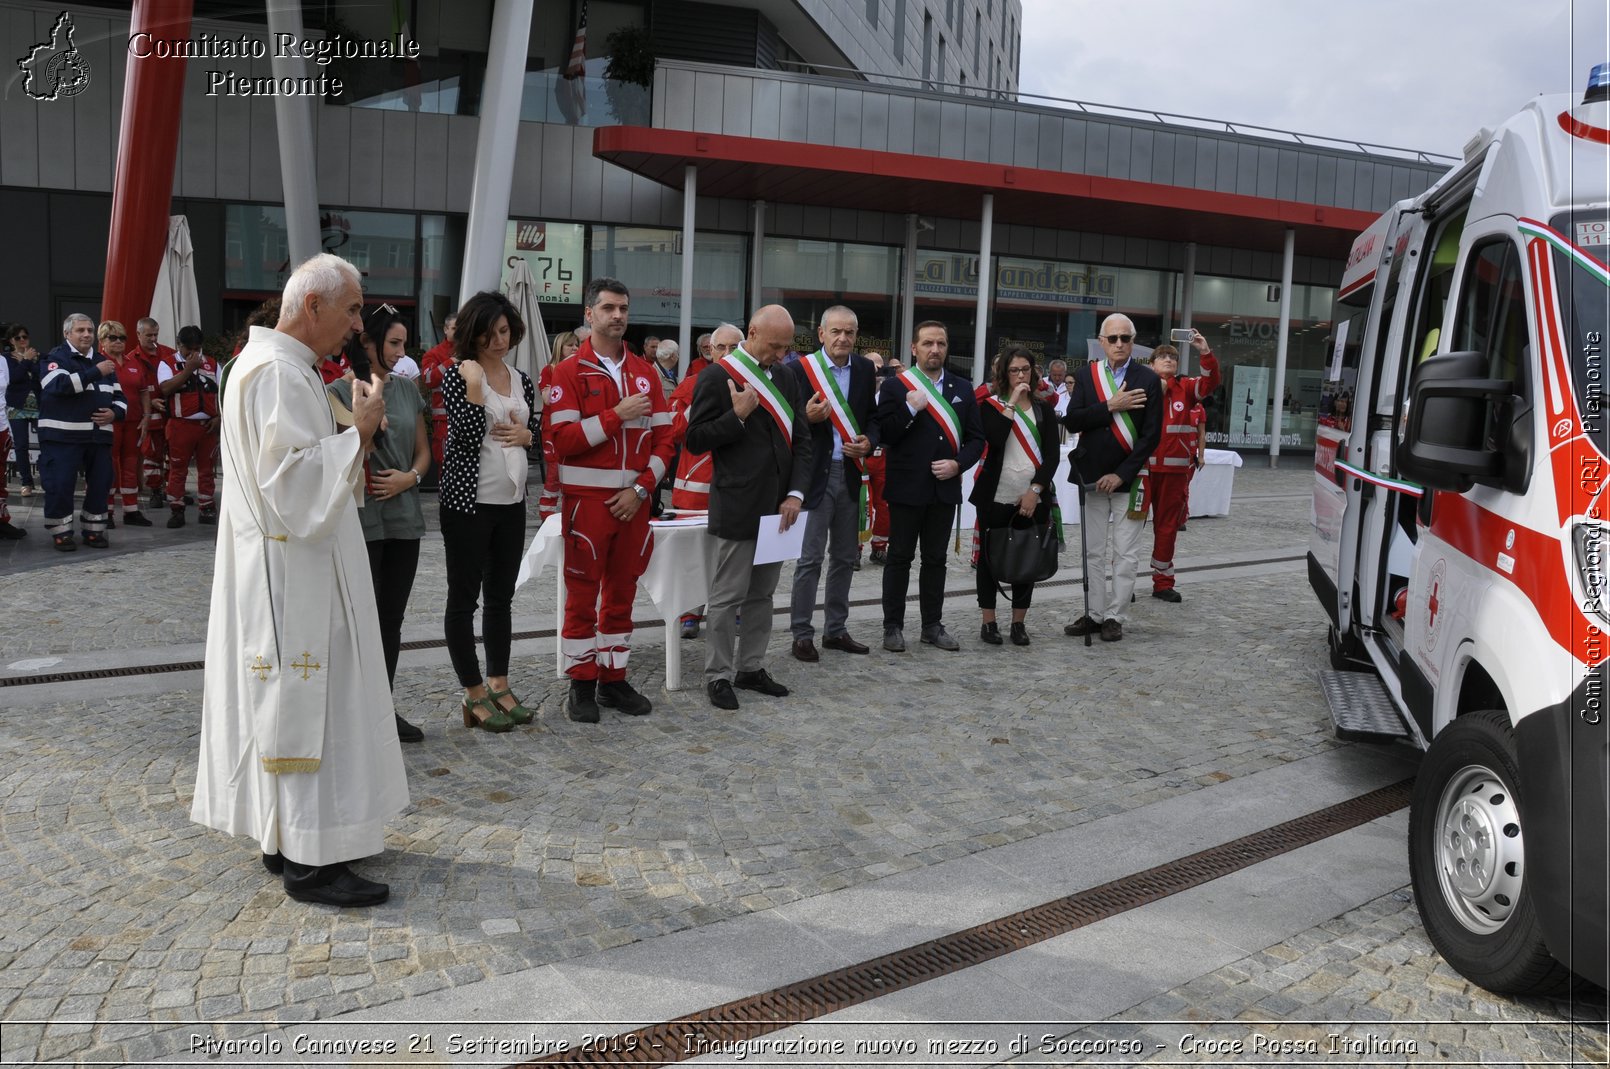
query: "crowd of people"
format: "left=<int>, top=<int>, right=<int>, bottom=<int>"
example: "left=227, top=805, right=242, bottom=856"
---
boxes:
left=9, top=255, right=1228, bottom=908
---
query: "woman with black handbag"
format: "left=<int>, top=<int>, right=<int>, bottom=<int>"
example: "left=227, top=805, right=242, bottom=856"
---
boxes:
left=971, top=347, right=1060, bottom=646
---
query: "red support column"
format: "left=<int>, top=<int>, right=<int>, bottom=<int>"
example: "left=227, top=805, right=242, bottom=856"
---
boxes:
left=101, top=0, right=194, bottom=333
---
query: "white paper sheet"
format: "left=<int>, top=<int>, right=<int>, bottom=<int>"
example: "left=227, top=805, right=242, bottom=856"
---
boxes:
left=753, top=510, right=809, bottom=564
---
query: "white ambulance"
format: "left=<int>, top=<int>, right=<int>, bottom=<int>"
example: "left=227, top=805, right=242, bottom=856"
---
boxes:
left=1311, top=65, right=1608, bottom=994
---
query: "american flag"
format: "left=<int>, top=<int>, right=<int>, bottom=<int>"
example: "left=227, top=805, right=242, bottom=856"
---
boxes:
left=563, top=0, right=588, bottom=80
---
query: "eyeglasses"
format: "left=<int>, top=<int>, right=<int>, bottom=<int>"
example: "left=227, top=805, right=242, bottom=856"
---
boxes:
left=376, top=302, right=398, bottom=314
left=1102, top=334, right=1134, bottom=345
left=1007, top=365, right=1034, bottom=375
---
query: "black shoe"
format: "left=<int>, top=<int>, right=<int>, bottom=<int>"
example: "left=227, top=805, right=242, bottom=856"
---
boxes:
left=283, top=861, right=389, bottom=907
left=1064, top=615, right=1098, bottom=637
left=167, top=510, right=185, bottom=529
left=262, top=852, right=284, bottom=875
left=566, top=680, right=600, bottom=723
left=81, top=532, right=109, bottom=549
left=1010, top=622, right=1031, bottom=646
left=1100, top=619, right=1124, bottom=642
left=148, top=490, right=164, bottom=511
left=734, top=668, right=788, bottom=696
left=198, top=509, right=218, bottom=525
left=395, top=714, right=424, bottom=743
left=707, top=678, right=740, bottom=710
left=869, top=547, right=887, bottom=565
left=105, top=514, right=115, bottom=529
left=0, top=521, right=24, bottom=540
left=1151, top=588, right=1182, bottom=603
left=597, top=679, right=652, bottom=716
left=184, top=494, right=195, bottom=506
left=122, top=511, right=153, bottom=527
left=52, top=532, right=77, bottom=552
left=980, top=622, right=1003, bottom=645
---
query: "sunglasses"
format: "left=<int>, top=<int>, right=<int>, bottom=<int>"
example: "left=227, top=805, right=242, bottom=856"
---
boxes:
left=106, top=335, right=126, bottom=341
left=1102, top=334, right=1134, bottom=344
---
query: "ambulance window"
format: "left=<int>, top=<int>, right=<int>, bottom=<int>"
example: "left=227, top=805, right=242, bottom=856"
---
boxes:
left=1451, top=237, right=1531, bottom=462
left=1453, top=239, right=1529, bottom=392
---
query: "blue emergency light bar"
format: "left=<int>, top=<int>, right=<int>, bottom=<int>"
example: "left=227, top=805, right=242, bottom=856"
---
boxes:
left=1587, top=62, right=1610, bottom=104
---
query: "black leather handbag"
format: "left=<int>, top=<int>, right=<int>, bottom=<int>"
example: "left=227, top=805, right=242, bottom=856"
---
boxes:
left=984, top=519, right=1059, bottom=585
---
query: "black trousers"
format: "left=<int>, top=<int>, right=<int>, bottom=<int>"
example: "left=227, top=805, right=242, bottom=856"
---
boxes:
left=882, top=501, right=955, bottom=632
left=975, top=500, right=1036, bottom=611
left=441, top=502, right=526, bottom=687
left=366, top=537, right=421, bottom=688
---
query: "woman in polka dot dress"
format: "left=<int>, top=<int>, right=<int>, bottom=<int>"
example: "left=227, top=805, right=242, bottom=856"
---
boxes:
left=438, top=292, right=539, bottom=733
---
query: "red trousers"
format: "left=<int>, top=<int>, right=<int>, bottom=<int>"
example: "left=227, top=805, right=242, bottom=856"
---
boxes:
left=866, top=451, right=889, bottom=547
left=111, top=421, right=143, bottom=509
left=430, top=415, right=448, bottom=470
left=166, top=419, right=217, bottom=509
left=1148, top=471, right=1192, bottom=591
left=561, top=496, right=652, bottom=682
left=142, top=422, right=168, bottom=491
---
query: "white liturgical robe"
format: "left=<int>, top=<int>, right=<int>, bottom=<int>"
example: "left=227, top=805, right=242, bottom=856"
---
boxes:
left=191, top=326, right=408, bottom=866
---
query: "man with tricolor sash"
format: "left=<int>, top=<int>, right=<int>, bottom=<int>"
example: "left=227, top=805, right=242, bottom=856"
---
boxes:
left=783, top=306, right=881, bottom=661
left=1061, top=313, right=1163, bottom=643
left=874, top=320, right=986, bottom=653
left=685, top=305, right=814, bottom=711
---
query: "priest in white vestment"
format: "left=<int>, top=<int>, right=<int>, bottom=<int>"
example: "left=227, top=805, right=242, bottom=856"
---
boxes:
left=191, top=253, right=408, bottom=907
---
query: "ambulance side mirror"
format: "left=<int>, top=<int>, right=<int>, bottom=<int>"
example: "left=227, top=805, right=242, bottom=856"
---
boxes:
left=1398, top=350, right=1507, bottom=493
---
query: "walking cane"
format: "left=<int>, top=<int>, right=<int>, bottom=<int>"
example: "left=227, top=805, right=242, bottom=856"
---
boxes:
left=1068, top=453, right=1094, bottom=648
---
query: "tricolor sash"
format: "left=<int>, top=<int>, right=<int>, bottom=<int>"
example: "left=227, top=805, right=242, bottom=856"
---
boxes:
left=897, top=369, right=961, bottom=453
left=720, top=348, right=793, bottom=445
left=1090, top=361, right=1138, bottom=453
left=986, top=396, right=1043, bottom=468
left=800, top=349, right=872, bottom=535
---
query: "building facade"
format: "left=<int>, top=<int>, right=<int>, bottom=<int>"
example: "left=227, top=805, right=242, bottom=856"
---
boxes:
left=0, top=0, right=1449, bottom=451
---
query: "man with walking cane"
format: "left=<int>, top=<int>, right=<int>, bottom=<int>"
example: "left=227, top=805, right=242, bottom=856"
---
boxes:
left=1060, top=314, right=1162, bottom=643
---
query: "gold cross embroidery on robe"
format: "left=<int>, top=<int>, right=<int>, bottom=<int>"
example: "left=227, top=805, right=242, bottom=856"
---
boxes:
left=248, top=655, right=272, bottom=682
left=291, top=652, right=322, bottom=680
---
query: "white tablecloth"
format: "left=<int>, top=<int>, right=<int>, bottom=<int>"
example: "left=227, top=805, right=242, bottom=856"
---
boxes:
left=957, top=444, right=1240, bottom=527
left=516, top=513, right=710, bottom=690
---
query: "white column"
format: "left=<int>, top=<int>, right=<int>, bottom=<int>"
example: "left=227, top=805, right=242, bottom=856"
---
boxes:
left=1179, top=241, right=1197, bottom=376
left=457, top=0, right=536, bottom=304
left=267, top=1, right=320, bottom=265
left=749, top=199, right=765, bottom=312
left=679, top=165, right=697, bottom=380
left=972, top=194, right=994, bottom=384
left=901, top=214, right=918, bottom=362
left=1269, top=228, right=1296, bottom=467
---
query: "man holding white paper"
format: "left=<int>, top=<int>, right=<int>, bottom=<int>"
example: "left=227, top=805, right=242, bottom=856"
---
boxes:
left=684, top=305, right=813, bottom=710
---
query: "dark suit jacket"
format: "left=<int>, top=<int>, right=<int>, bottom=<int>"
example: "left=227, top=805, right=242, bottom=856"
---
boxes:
left=874, top=368, right=986, bottom=507
left=783, top=351, right=881, bottom=510
left=969, top=395, right=1060, bottom=523
left=685, top=356, right=813, bottom=541
left=1061, top=358, right=1163, bottom=491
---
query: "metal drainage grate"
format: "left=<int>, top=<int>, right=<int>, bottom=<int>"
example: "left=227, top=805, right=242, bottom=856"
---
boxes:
left=517, top=779, right=1414, bottom=1068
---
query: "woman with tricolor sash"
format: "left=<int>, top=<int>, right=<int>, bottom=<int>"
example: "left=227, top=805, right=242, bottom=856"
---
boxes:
left=971, top=347, right=1060, bottom=646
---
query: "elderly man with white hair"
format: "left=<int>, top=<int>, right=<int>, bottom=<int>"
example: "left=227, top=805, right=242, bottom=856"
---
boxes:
left=1059, top=313, right=1163, bottom=643
left=190, top=253, right=408, bottom=907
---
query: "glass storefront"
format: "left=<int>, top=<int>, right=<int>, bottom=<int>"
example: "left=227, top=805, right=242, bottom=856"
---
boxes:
left=760, top=238, right=902, bottom=355
left=590, top=227, right=747, bottom=342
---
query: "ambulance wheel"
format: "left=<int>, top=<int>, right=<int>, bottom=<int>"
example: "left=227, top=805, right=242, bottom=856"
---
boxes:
left=1407, top=709, right=1570, bottom=995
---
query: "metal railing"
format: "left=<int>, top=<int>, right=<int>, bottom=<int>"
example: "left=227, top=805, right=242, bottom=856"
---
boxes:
left=775, top=60, right=1458, bottom=166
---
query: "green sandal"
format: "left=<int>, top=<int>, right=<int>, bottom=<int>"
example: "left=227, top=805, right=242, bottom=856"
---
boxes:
left=488, top=687, right=535, bottom=725
left=461, top=696, right=515, bottom=733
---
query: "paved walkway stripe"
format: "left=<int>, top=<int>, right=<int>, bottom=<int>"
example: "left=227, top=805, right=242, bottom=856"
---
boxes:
left=516, top=780, right=1413, bottom=1068
left=0, top=553, right=1305, bottom=688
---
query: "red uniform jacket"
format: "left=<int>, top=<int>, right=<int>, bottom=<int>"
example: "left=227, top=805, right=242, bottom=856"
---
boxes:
left=546, top=339, right=673, bottom=500
left=1148, top=352, right=1221, bottom=473
left=419, top=340, right=455, bottom=419
left=668, top=358, right=713, bottom=510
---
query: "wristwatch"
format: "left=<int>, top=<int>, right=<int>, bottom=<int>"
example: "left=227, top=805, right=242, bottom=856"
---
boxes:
left=633, top=484, right=649, bottom=500
left=1029, top=484, right=1043, bottom=496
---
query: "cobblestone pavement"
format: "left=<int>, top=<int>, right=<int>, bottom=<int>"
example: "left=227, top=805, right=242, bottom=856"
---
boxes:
left=1, top=463, right=1600, bottom=1065
left=1022, top=890, right=1608, bottom=1067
